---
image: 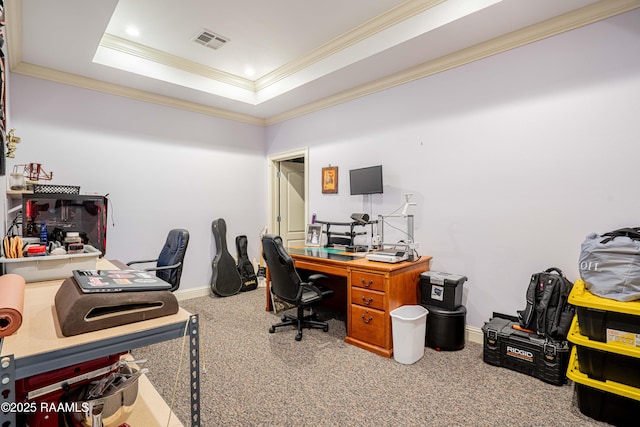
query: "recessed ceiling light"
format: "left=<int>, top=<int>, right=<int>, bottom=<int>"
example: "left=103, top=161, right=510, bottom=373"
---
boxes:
left=125, top=27, right=140, bottom=37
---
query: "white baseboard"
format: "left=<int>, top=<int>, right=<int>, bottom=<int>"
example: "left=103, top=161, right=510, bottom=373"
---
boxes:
left=174, top=286, right=484, bottom=344
left=174, top=287, right=486, bottom=346
left=466, top=325, right=483, bottom=345
left=175, top=277, right=267, bottom=302
left=174, top=286, right=211, bottom=301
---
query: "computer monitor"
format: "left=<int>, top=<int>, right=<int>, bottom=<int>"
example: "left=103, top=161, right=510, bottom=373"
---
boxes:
left=349, top=165, right=383, bottom=195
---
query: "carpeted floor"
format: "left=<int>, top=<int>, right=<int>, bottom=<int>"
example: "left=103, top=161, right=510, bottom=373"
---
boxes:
left=133, top=290, right=609, bottom=426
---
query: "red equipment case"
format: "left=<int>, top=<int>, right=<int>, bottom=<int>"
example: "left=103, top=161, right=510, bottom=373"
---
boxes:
left=15, top=354, right=123, bottom=427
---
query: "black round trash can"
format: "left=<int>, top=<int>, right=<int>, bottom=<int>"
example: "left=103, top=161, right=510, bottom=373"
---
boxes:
left=423, top=304, right=466, bottom=351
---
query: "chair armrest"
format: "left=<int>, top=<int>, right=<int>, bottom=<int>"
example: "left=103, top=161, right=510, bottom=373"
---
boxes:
left=300, top=283, right=322, bottom=295
left=142, top=262, right=182, bottom=272
left=301, top=274, right=333, bottom=299
left=307, top=273, right=329, bottom=284
left=126, top=259, right=158, bottom=266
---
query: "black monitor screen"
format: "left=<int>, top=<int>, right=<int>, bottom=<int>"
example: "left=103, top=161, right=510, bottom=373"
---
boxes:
left=349, top=165, right=383, bottom=195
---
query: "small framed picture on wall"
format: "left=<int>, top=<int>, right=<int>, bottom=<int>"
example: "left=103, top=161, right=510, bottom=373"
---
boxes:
left=305, top=224, right=322, bottom=247
left=322, top=166, right=338, bottom=194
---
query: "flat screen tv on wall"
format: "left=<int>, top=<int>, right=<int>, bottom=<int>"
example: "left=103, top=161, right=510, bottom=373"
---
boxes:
left=349, top=165, right=383, bottom=195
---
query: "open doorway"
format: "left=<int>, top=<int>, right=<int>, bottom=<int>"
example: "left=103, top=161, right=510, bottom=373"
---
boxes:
left=267, top=148, right=309, bottom=247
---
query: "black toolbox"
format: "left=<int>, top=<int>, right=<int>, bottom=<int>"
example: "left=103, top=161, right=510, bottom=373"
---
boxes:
left=482, top=316, right=570, bottom=386
left=419, top=271, right=467, bottom=310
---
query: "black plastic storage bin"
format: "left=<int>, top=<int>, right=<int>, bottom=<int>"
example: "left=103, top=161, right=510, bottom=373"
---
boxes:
left=567, top=316, right=640, bottom=389
left=423, top=304, right=466, bottom=351
left=419, top=271, right=467, bottom=310
left=482, top=317, right=570, bottom=386
left=569, top=280, right=640, bottom=342
left=566, top=346, right=640, bottom=427
left=573, top=383, right=639, bottom=427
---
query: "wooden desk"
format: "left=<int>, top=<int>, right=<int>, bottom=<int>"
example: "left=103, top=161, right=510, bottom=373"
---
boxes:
left=0, top=258, right=192, bottom=427
left=266, top=248, right=431, bottom=357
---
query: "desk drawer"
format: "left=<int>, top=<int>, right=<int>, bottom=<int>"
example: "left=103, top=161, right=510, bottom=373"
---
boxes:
left=350, top=305, right=386, bottom=347
left=351, top=288, right=385, bottom=311
left=351, top=271, right=385, bottom=292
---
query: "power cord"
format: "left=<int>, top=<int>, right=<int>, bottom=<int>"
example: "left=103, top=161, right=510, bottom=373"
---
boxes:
left=381, top=218, right=415, bottom=243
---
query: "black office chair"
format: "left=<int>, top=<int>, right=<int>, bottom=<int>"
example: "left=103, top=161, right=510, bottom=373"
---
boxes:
left=262, top=234, right=334, bottom=341
left=127, top=228, right=189, bottom=292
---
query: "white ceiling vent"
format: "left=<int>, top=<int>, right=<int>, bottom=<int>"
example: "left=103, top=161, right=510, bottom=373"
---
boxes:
left=192, top=29, right=229, bottom=50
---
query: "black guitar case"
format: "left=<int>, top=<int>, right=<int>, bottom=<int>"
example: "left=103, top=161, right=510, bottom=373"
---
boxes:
left=210, top=218, right=242, bottom=297
left=236, top=235, right=258, bottom=292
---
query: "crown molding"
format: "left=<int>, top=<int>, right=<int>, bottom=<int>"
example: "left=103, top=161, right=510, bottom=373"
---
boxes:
left=99, top=33, right=256, bottom=92
left=5, top=0, right=23, bottom=69
left=5, top=0, right=640, bottom=127
left=264, top=0, right=640, bottom=125
left=255, top=0, right=445, bottom=91
left=11, top=62, right=266, bottom=126
left=100, top=0, right=445, bottom=94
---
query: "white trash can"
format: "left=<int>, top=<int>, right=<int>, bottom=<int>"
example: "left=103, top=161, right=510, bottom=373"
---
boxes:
left=390, top=305, right=428, bottom=364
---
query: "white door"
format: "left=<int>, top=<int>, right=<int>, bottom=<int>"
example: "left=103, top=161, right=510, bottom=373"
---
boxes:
left=278, top=160, right=306, bottom=247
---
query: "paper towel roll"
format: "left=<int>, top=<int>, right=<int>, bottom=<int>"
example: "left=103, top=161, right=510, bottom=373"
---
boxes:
left=0, top=273, right=26, bottom=338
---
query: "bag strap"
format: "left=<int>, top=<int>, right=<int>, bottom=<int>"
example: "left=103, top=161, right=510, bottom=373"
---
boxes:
left=600, top=227, right=640, bottom=244
left=544, top=267, right=575, bottom=298
left=517, top=275, right=538, bottom=329
left=544, top=267, right=566, bottom=278
left=535, top=277, right=558, bottom=336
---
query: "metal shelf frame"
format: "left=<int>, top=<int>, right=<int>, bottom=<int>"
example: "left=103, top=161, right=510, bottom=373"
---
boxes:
left=1, top=314, right=201, bottom=427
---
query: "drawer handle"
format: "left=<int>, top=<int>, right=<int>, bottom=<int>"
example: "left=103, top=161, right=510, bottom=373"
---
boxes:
left=361, top=278, right=374, bottom=287
left=361, top=313, right=373, bottom=324
left=361, top=296, right=374, bottom=305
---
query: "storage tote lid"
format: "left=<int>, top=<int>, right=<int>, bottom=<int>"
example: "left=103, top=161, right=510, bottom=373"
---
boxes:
left=569, top=280, right=640, bottom=316
left=567, top=315, right=640, bottom=359
left=422, top=304, right=466, bottom=316
left=566, top=346, right=640, bottom=401
left=420, top=271, right=467, bottom=286
left=481, top=317, right=513, bottom=335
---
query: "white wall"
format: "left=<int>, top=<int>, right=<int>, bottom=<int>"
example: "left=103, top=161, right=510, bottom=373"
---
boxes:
left=4, top=10, right=639, bottom=326
left=265, top=10, right=640, bottom=329
left=6, top=75, right=267, bottom=293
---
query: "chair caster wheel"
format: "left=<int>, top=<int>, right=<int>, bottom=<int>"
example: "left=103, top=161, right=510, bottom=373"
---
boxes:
left=295, top=332, right=302, bottom=341
left=323, top=325, right=329, bottom=332
left=269, top=326, right=275, bottom=333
